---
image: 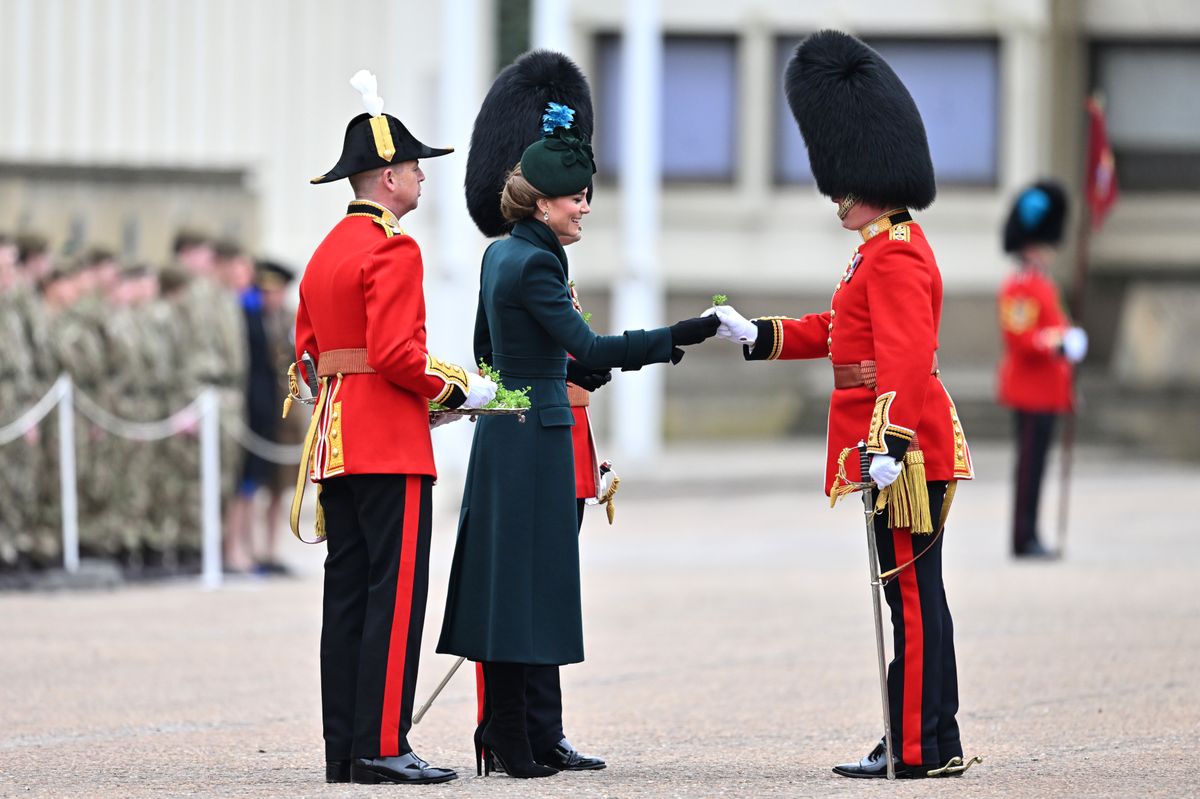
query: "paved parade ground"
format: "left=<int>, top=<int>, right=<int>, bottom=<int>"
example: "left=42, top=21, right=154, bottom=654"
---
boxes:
left=1, top=440, right=1197, bottom=798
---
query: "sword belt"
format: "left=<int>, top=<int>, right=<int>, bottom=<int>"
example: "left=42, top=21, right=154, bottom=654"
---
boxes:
left=833, top=353, right=938, bottom=390
left=317, top=348, right=375, bottom=377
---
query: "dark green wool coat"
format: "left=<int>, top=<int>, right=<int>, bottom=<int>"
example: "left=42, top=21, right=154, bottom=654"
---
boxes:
left=437, top=219, right=673, bottom=665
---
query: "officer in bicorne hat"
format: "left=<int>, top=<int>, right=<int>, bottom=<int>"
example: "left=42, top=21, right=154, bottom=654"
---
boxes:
left=709, top=30, right=979, bottom=778
left=292, top=70, right=497, bottom=786
left=998, top=180, right=1087, bottom=558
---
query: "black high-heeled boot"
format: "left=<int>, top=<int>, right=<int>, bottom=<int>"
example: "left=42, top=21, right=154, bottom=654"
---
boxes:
left=479, top=662, right=557, bottom=778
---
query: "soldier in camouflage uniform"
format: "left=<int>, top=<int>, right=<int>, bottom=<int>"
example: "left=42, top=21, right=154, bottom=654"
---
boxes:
left=0, top=234, right=40, bottom=569
left=145, top=266, right=191, bottom=567
left=44, top=261, right=108, bottom=559
left=101, top=263, right=157, bottom=565
left=73, top=253, right=120, bottom=558
left=16, top=236, right=59, bottom=567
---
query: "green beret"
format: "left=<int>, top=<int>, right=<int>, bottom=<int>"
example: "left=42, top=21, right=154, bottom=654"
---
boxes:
left=519, top=127, right=596, bottom=197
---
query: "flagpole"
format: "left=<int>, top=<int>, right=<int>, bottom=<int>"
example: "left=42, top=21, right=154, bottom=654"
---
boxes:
left=1056, top=92, right=1110, bottom=557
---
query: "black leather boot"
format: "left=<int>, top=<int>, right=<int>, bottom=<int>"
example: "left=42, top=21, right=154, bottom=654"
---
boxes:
left=480, top=662, right=557, bottom=778
left=535, top=738, right=606, bottom=771
left=351, top=752, right=457, bottom=784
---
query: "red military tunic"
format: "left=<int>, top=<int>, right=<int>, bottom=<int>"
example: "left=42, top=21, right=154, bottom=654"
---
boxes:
left=567, top=283, right=599, bottom=500
left=294, top=199, right=469, bottom=480
left=747, top=210, right=973, bottom=494
left=996, top=267, right=1074, bottom=413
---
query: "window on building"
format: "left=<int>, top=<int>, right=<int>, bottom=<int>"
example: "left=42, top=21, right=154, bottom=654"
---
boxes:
left=595, top=34, right=738, bottom=182
left=1093, top=42, right=1200, bottom=192
left=775, top=37, right=1000, bottom=187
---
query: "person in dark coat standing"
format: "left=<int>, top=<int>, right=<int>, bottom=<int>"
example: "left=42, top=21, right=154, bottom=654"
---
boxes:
left=709, top=31, right=980, bottom=779
left=998, top=181, right=1087, bottom=557
left=437, top=95, right=719, bottom=777
left=292, top=71, right=497, bottom=786
left=457, top=49, right=612, bottom=778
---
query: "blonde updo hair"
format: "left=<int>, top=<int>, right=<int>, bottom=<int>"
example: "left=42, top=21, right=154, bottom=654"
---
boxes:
left=500, top=163, right=549, bottom=223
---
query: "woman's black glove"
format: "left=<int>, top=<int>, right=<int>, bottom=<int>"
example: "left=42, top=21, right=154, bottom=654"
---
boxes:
left=566, top=360, right=613, bottom=392
left=669, top=314, right=721, bottom=347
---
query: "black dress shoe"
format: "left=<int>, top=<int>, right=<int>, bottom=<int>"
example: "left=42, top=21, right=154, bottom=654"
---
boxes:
left=1014, top=540, right=1059, bottom=559
left=325, top=759, right=351, bottom=783
left=351, top=753, right=457, bottom=784
left=832, top=738, right=971, bottom=779
left=833, top=738, right=897, bottom=778
left=535, top=738, right=606, bottom=771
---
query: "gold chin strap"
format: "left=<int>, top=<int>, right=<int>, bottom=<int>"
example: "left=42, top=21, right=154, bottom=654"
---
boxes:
left=837, top=193, right=860, bottom=220
left=289, top=373, right=338, bottom=544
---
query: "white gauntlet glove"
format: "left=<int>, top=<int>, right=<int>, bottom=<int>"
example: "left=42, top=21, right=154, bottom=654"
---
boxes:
left=702, top=305, right=758, bottom=345
left=869, top=454, right=903, bottom=489
left=460, top=372, right=498, bottom=410
left=1062, top=326, right=1088, bottom=364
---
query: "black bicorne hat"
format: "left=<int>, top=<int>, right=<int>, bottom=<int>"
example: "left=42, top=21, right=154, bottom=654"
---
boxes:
left=311, top=113, right=453, bottom=185
left=785, top=30, right=936, bottom=210
left=1003, top=180, right=1069, bottom=253
left=465, top=50, right=594, bottom=237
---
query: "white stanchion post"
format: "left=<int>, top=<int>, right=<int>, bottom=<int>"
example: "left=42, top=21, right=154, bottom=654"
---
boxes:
left=57, top=377, right=79, bottom=574
left=199, top=388, right=222, bottom=589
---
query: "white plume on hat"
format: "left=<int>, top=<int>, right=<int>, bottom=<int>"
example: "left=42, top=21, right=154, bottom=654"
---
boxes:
left=350, top=69, right=384, bottom=117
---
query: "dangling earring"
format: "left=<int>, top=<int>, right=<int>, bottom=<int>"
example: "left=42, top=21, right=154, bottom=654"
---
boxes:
left=543, top=211, right=549, bottom=222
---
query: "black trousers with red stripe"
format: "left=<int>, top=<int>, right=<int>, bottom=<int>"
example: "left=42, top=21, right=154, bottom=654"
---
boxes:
left=1012, top=411, right=1057, bottom=554
left=873, top=480, right=961, bottom=768
left=474, top=500, right=586, bottom=753
left=319, top=473, right=433, bottom=760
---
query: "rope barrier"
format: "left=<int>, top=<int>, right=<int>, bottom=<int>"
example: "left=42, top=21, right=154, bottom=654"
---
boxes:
left=0, top=376, right=69, bottom=445
left=225, top=417, right=303, bottom=464
left=2, top=375, right=301, bottom=464
left=72, top=386, right=204, bottom=441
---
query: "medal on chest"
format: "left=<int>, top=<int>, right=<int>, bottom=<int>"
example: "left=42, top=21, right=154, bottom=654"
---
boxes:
left=842, top=252, right=863, bottom=283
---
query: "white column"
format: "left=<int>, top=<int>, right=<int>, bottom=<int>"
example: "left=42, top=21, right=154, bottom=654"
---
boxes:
left=532, top=0, right=571, bottom=53
left=199, top=388, right=223, bottom=589
left=43, top=0, right=65, bottom=157
left=612, top=0, right=664, bottom=461
left=75, top=0, right=95, bottom=160
left=10, top=0, right=34, bottom=154
left=429, top=0, right=485, bottom=474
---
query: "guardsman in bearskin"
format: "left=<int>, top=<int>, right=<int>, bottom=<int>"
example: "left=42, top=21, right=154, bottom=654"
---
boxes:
left=708, top=31, right=978, bottom=778
left=291, top=71, right=497, bottom=786
left=457, top=50, right=611, bottom=776
left=998, top=181, right=1087, bottom=558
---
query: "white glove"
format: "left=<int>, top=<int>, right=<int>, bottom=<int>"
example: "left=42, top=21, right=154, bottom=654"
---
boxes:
left=460, top=372, right=498, bottom=410
left=702, top=305, right=758, bottom=345
left=869, top=454, right=904, bottom=489
left=1062, top=326, right=1088, bottom=364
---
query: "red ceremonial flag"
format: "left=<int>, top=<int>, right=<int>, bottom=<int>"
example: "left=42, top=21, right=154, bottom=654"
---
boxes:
left=1085, top=94, right=1119, bottom=230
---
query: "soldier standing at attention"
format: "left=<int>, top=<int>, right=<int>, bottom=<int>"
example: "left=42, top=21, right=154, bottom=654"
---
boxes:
left=293, top=71, right=496, bottom=785
left=0, top=234, right=39, bottom=569
left=709, top=31, right=977, bottom=778
left=998, top=181, right=1087, bottom=558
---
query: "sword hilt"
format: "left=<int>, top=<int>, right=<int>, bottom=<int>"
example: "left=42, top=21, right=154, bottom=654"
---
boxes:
left=858, top=441, right=872, bottom=491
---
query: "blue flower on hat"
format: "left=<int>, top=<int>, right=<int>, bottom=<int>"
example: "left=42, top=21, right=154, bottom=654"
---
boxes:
left=1018, top=187, right=1051, bottom=230
left=541, top=102, right=576, bottom=137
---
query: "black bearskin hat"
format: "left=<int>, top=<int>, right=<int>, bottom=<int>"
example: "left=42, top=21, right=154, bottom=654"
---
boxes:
left=1003, top=180, right=1069, bottom=253
left=784, top=30, right=936, bottom=210
left=465, top=50, right=594, bottom=238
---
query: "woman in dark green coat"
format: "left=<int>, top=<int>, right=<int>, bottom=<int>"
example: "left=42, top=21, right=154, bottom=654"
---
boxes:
left=437, top=122, right=717, bottom=778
